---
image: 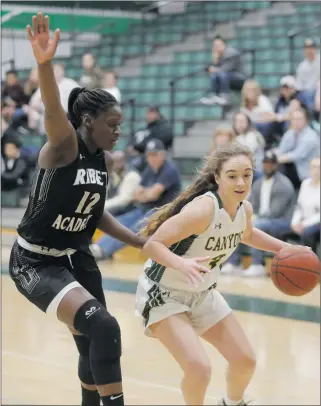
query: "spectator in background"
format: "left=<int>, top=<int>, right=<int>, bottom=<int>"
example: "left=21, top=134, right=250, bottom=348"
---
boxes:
left=105, top=154, right=144, bottom=217
left=200, top=35, right=247, bottom=106
left=289, top=98, right=320, bottom=134
left=291, top=156, right=320, bottom=254
left=106, top=151, right=127, bottom=201
left=240, top=79, right=274, bottom=141
left=79, top=53, right=103, bottom=89
left=211, top=126, right=235, bottom=154
left=103, top=71, right=121, bottom=103
left=128, top=105, right=174, bottom=155
left=222, top=151, right=296, bottom=276
left=296, top=39, right=320, bottom=110
left=28, top=64, right=79, bottom=132
left=1, top=70, right=27, bottom=107
left=1, top=137, right=29, bottom=191
left=23, top=67, right=39, bottom=103
left=91, top=139, right=181, bottom=260
left=277, top=108, right=320, bottom=189
left=258, top=75, right=304, bottom=145
left=232, top=111, right=265, bottom=177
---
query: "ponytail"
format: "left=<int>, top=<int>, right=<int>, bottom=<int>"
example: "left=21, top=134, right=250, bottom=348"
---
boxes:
left=67, top=87, right=118, bottom=130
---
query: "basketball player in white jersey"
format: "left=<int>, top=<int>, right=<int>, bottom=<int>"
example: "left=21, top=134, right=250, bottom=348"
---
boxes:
left=136, top=143, right=308, bottom=406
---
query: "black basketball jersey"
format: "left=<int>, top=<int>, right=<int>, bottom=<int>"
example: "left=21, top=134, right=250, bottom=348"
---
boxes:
left=17, top=135, right=108, bottom=251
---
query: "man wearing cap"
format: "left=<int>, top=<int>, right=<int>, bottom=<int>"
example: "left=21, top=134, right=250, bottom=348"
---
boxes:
left=222, top=151, right=295, bottom=276
left=258, top=75, right=308, bottom=145
left=90, top=139, right=181, bottom=260
left=296, top=38, right=320, bottom=109
left=129, top=105, right=174, bottom=154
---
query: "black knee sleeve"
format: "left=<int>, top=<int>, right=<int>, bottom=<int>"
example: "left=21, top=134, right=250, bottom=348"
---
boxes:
left=79, top=355, right=95, bottom=385
left=73, top=335, right=95, bottom=385
left=74, top=299, right=122, bottom=386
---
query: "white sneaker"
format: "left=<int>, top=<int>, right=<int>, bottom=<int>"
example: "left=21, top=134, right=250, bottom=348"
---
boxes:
left=217, top=398, right=255, bottom=405
left=221, top=263, right=242, bottom=275
left=200, top=95, right=217, bottom=105
left=214, top=94, right=228, bottom=105
left=243, top=264, right=265, bottom=277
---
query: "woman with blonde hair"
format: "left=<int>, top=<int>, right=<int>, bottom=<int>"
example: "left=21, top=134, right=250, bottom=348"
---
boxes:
left=211, top=126, right=236, bottom=153
left=233, top=111, right=265, bottom=177
left=136, top=143, right=308, bottom=406
left=241, top=79, right=274, bottom=142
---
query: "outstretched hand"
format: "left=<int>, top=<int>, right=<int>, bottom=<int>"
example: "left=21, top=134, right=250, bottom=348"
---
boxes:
left=27, top=12, right=60, bottom=64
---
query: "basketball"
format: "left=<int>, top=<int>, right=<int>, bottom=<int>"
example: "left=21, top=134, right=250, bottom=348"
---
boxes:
left=271, top=247, right=321, bottom=296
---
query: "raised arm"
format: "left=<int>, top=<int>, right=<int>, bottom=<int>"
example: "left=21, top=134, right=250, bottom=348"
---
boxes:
left=27, top=13, right=78, bottom=166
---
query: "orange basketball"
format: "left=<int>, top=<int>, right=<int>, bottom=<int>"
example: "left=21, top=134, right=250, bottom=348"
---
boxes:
left=271, top=247, right=321, bottom=296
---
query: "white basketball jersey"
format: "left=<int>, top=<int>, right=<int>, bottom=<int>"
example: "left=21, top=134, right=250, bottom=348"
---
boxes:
left=143, top=191, right=247, bottom=292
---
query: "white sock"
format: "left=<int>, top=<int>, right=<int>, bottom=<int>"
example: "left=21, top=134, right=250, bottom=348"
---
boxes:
left=224, top=396, right=244, bottom=405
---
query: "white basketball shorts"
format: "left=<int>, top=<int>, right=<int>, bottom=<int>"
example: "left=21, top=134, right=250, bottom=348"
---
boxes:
left=135, top=273, right=232, bottom=337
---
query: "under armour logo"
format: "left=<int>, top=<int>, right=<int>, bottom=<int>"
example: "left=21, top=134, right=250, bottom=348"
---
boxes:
left=85, top=306, right=100, bottom=318
left=215, top=223, right=222, bottom=229
left=80, top=154, right=85, bottom=160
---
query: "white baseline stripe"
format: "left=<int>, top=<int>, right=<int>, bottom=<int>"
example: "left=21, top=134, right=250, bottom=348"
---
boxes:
left=3, top=350, right=217, bottom=401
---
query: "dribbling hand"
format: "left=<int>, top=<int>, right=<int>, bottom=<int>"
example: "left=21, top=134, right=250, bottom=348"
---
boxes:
left=177, top=257, right=211, bottom=287
left=27, top=12, right=60, bottom=64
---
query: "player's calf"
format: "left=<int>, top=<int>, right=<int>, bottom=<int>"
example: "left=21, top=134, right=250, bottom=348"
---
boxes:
left=73, top=299, right=124, bottom=406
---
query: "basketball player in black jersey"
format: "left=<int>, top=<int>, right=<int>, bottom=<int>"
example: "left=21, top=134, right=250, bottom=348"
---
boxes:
left=8, top=13, right=146, bottom=406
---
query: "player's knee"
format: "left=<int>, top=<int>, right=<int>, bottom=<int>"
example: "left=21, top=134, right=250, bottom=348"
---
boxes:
left=74, top=299, right=122, bottom=360
left=185, top=357, right=212, bottom=384
left=231, top=351, right=256, bottom=372
left=79, top=355, right=95, bottom=385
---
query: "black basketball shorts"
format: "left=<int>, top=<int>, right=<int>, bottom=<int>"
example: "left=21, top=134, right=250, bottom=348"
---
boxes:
left=9, top=241, right=106, bottom=314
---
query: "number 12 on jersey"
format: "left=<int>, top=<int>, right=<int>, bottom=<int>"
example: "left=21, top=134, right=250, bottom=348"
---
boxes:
left=75, top=191, right=100, bottom=214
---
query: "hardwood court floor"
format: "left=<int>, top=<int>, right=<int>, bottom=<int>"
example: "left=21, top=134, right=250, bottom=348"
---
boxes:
left=2, top=256, right=320, bottom=405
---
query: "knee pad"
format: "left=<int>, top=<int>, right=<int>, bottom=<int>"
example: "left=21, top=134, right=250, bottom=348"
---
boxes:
left=74, top=299, right=122, bottom=385
left=73, top=334, right=90, bottom=356
left=73, top=335, right=95, bottom=385
left=78, top=355, right=95, bottom=385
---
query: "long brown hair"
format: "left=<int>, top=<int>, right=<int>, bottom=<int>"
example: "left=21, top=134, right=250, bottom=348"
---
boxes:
left=140, top=143, right=254, bottom=237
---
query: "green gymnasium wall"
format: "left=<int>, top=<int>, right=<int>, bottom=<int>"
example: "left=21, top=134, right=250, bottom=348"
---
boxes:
left=1, top=6, right=142, bottom=34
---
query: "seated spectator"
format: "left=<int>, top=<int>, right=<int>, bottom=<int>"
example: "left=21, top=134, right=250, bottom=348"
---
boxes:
left=1, top=70, right=28, bottom=107
left=79, top=53, right=103, bottom=89
left=200, top=35, right=247, bottom=105
left=128, top=105, right=174, bottom=155
left=1, top=97, right=28, bottom=154
left=211, top=126, right=235, bottom=154
left=106, top=151, right=127, bottom=200
left=90, top=139, right=181, bottom=260
left=222, top=151, right=296, bottom=276
left=232, top=111, right=265, bottom=176
left=289, top=98, right=320, bottom=134
left=23, top=67, right=39, bottom=103
left=240, top=79, right=274, bottom=141
left=291, top=156, right=320, bottom=254
left=28, top=64, right=79, bottom=133
left=1, top=137, right=29, bottom=191
left=105, top=152, right=144, bottom=216
left=276, top=108, right=320, bottom=190
left=258, top=75, right=305, bottom=146
left=103, top=71, right=121, bottom=103
left=296, top=39, right=320, bottom=110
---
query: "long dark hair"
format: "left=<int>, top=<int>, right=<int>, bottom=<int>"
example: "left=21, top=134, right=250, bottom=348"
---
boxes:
left=140, top=142, right=255, bottom=237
